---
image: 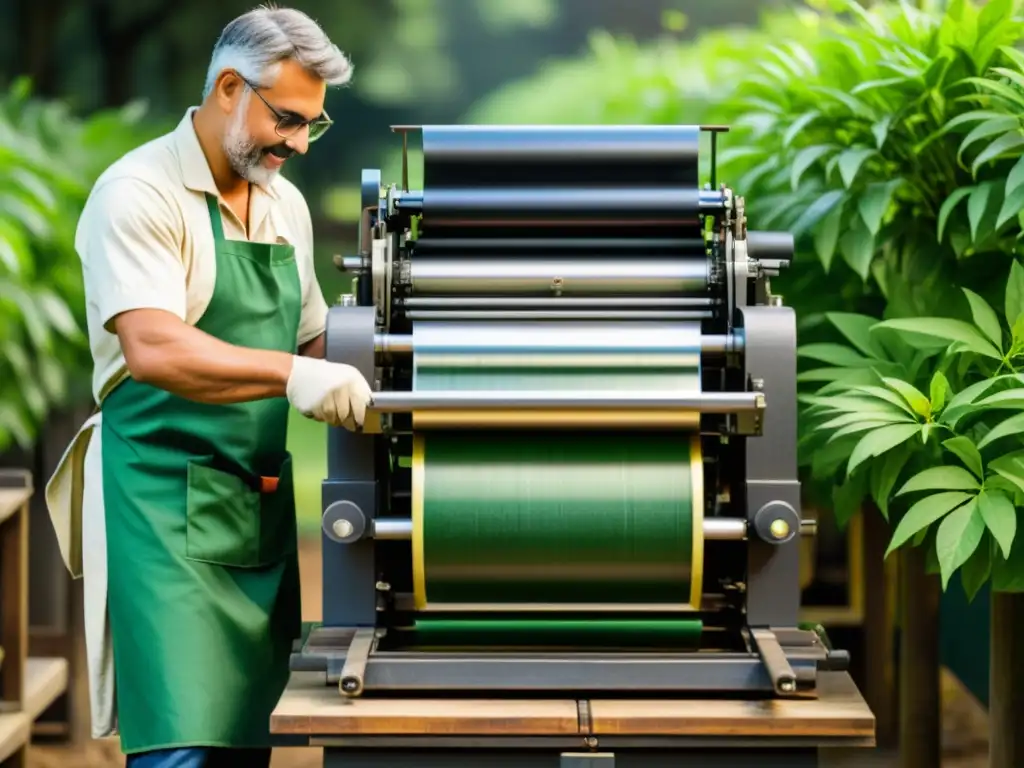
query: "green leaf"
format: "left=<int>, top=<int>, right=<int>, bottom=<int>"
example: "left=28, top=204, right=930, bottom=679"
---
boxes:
left=996, top=182, right=1024, bottom=230
left=814, top=198, right=844, bottom=271
left=790, top=189, right=845, bottom=238
left=825, top=313, right=884, bottom=358
left=1006, top=155, right=1024, bottom=199
left=872, top=115, right=892, bottom=150
left=930, top=370, right=952, bottom=413
left=938, top=186, right=974, bottom=242
left=957, top=117, right=1020, bottom=163
left=837, top=147, right=876, bottom=188
left=967, top=181, right=1002, bottom=242
left=960, top=536, right=992, bottom=601
left=977, top=411, right=1024, bottom=450
left=839, top=222, right=875, bottom=281
left=977, top=489, right=1016, bottom=560
left=797, top=367, right=879, bottom=385
left=937, top=497, right=984, bottom=590
left=797, top=343, right=872, bottom=367
left=973, top=133, right=1024, bottom=176
left=847, top=423, right=922, bottom=476
left=850, top=385, right=920, bottom=418
left=858, top=179, right=902, bottom=236
left=791, top=145, right=834, bottom=190
left=871, top=443, right=912, bottom=520
left=782, top=110, right=821, bottom=148
left=882, top=377, right=931, bottom=418
left=895, top=466, right=981, bottom=496
left=962, top=287, right=1004, bottom=351
left=941, top=376, right=1021, bottom=427
left=886, top=491, right=974, bottom=557
left=833, top=474, right=866, bottom=529
left=871, top=318, right=1002, bottom=360
left=819, top=411, right=909, bottom=430
left=943, top=436, right=984, bottom=479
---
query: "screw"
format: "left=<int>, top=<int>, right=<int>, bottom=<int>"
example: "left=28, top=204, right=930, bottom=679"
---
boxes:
left=333, top=519, right=354, bottom=539
left=770, top=519, right=791, bottom=540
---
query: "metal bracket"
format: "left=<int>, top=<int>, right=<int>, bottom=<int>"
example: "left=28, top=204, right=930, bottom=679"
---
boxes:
left=339, top=628, right=377, bottom=698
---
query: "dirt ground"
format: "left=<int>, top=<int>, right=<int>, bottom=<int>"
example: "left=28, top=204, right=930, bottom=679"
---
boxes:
left=27, top=537, right=992, bottom=768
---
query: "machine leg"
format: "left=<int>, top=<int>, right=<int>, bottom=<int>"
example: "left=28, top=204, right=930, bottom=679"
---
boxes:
left=322, top=748, right=820, bottom=767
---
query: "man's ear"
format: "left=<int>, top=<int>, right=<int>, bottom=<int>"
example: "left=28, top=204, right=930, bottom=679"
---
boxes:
left=214, top=69, right=244, bottom=111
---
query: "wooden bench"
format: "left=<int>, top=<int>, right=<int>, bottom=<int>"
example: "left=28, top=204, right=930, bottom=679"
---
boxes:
left=0, top=471, right=69, bottom=766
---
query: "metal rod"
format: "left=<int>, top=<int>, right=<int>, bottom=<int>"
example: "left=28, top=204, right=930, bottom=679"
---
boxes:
left=374, top=333, right=742, bottom=356
left=404, top=310, right=712, bottom=321
left=368, top=390, right=763, bottom=413
left=400, top=296, right=716, bottom=308
left=703, top=518, right=747, bottom=540
left=372, top=517, right=749, bottom=542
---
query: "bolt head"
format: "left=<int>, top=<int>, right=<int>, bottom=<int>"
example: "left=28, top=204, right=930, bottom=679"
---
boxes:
left=333, top=519, right=355, bottom=539
left=770, top=519, right=791, bottom=539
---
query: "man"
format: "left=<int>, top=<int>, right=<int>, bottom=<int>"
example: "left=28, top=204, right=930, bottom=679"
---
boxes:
left=45, top=5, right=371, bottom=766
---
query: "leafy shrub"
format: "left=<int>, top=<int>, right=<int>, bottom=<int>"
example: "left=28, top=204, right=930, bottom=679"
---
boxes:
left=0, top=78, right=162, bottom=452
left=800, top=259, right=1024, bottom=598
left=715, top=0, right=1024, bottom=325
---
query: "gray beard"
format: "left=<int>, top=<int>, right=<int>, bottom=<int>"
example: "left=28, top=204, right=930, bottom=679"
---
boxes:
left=223, top=102, right=278, bottom=188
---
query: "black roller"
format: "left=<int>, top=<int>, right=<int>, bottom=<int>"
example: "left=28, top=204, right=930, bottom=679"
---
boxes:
left=747, top=231, right=795, bottom=265
left=411, top=237, right=706, bottom=256
left=419, top=187, right=702, bottom=230
left=421, top=125, right=700, bottom=189
left=417, top=125, right=705, bottom=237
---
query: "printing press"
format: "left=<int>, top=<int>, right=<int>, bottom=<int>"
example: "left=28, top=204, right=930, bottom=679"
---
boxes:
left=278, top=123, right=874, bottom=766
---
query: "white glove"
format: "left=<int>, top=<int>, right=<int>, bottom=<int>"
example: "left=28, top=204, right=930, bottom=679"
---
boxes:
left=286, top=356, right=373, bottom=430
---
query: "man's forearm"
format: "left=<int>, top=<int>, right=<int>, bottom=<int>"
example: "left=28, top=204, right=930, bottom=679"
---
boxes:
left=299, top=332, right=326, bottom=359
left=114, top=309, right=295, bottom=404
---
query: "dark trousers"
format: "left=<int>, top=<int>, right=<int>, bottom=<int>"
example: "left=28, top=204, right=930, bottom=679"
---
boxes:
left=126, top=747, right=272, bottom=768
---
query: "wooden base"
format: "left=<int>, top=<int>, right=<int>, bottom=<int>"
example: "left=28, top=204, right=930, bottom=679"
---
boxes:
left=271, top=670, right=875, bottom=766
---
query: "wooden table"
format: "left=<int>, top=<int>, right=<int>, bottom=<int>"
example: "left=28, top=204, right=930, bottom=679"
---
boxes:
left=271, top=670, right=875, bottom=767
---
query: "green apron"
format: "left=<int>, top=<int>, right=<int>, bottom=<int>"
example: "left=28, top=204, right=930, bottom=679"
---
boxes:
left=101, top=192, right=302, bottom=753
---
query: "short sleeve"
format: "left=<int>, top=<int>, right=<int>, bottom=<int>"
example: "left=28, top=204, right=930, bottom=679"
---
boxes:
left=76, top=176, right=185, bottom=334
left=293, top=194, right=330, bottom=346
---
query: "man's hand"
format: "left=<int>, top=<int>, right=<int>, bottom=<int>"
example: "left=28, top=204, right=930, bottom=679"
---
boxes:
left=286, top=357, right=372, bottom=430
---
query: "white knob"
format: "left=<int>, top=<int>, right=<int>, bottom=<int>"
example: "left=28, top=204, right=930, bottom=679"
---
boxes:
left=333, top=519, right=355, bottom=539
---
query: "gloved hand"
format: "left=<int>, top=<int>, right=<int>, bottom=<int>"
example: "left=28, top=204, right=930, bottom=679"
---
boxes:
left=286, top=356, right=373, bottom=430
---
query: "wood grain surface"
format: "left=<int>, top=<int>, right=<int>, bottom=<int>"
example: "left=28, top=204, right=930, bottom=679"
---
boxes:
left=271, top=671, right=874, bottom=741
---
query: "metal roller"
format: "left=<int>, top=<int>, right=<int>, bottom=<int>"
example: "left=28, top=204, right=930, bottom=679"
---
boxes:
left=403, top=310, right=711, bottom=321
left=374, top=332, right=744, bottom=356
left=421, top=124, right=701, bottom=187
left=411, top=432, right=705, bottom=612
left=367, top=390, right=763, bottom=413
left=408, top=258, right=709, bottom=295
left=410, top=236, right=706, bottom=256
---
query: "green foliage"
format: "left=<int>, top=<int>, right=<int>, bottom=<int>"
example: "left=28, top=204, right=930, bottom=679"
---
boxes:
left=800, top=260, right=1024, bottom=599
left=715, top=0, right=1024, bottom=323
left=0, top=78, right=162, bottom=452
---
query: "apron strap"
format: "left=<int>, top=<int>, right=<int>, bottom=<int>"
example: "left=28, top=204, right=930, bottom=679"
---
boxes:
left=205, top=193, right=225, bottom=242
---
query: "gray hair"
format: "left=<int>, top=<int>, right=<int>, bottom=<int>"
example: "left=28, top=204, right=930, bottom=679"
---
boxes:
left=202, top=4, right=352, bottom=98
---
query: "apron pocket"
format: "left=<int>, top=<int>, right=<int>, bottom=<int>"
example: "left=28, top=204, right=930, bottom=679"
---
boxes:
left=185, top=455, right=295, bottom=568
left=258, top=453, right=298, bottom=563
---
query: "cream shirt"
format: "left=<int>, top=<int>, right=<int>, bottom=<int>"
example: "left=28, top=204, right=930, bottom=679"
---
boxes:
left=75, top=107, right=330, bottom=403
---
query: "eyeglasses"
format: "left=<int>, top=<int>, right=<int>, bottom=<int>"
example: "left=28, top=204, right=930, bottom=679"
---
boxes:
left=238, top=73, right=333, bottom=143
